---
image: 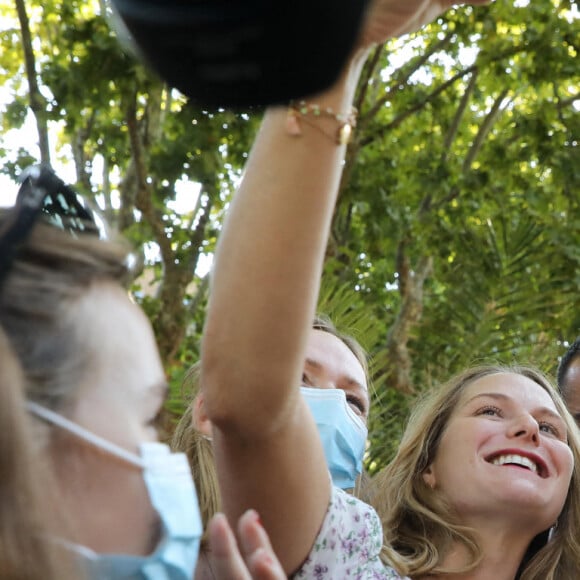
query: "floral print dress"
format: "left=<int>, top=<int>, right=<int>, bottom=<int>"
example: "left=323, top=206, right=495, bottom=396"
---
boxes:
left=293, top=486, right=409, bottom=579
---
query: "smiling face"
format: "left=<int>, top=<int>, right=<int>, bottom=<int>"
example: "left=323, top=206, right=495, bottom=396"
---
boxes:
left=302, top=329, right=369, bottom=420
left=422, top=372, right=574, bottom=533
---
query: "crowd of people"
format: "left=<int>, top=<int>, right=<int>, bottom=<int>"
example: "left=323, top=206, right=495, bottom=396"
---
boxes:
left=1, top=0, right=579, bottom=578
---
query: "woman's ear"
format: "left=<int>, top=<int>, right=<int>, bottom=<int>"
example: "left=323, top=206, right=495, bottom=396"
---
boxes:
left=422, top=465, right=436, bottom=489
left=192, top=393, right=213, bottom=438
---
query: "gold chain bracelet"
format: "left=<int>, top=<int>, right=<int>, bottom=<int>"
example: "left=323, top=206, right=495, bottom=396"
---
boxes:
left=286, top=100, right=358, bottom=145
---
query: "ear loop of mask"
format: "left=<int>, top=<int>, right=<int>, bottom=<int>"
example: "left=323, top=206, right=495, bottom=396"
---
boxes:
left=26, top=401, right=144, bottom=469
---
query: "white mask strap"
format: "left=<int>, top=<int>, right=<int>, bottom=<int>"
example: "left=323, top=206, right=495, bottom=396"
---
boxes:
left=26, top=401, right=144, bottom=468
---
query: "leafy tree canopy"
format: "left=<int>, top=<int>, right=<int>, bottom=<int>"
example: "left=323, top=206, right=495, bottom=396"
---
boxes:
left=1, top=0, right=578, bottom=466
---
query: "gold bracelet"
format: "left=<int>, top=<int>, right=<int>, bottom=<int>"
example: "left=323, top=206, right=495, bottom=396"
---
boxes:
left=286, top=100, right=358, bottom=145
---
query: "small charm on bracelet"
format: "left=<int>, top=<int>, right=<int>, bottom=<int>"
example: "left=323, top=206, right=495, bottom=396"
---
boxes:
left=337, top=123, right=352, bottom=145
left=286, top=109, right=302, bottom=136
left=286, top=100, right=357, bottom=146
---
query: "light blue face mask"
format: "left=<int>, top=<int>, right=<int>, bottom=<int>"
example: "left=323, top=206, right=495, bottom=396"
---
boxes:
left=26, top=402, right=202, bottom=580
left=300, top=386, right=368, bottom=490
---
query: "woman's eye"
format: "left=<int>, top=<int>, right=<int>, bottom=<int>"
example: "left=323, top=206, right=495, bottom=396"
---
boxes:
left=539, top=422, right=559, bottom=437
left=477, top=405, right=502, bottom=417
left=346, top=395, right=366, bottom=416
left=301, top=373, right=311, bottom=386
left=148, top=410, right=164, bottom=429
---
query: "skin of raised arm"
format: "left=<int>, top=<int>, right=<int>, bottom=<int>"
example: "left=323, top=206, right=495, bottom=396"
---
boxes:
left=200, top=0, right=490, bottom=573
left=200, top=51, right=368, bottom=573
left=202, top=49, right=367, bottom=432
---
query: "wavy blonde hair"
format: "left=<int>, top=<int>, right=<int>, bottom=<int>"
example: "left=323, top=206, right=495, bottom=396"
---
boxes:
left=171, top=362, right=220, bottom=551
left=372, top=365, right=580, bottom=579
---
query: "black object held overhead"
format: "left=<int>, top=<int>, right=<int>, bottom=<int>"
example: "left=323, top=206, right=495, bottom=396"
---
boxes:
left=109, top=0, right=370, bottom=108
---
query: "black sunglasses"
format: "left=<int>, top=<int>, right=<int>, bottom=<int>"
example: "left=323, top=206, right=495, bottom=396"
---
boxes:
left=0, top=165, right=102, bottom=288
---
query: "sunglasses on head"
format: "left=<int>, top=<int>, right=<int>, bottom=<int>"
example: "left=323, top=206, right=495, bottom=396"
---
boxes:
left=0, top=165, right=102, bottom=288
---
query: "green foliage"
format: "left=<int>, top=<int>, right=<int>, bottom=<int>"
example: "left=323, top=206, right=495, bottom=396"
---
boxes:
left=324, top=0, right=580, bottom=465
left=1, top=0, right=578, bottom=467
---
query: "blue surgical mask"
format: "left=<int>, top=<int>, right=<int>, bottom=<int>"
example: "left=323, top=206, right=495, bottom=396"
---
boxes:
left=300, top=386, right=368, bottom=490
left=26, top=402, right=202, bottom=580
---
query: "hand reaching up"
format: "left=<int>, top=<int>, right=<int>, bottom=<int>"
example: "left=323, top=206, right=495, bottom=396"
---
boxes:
left=206, top=511, right=287, bottom=580
left=358, top=0, right=491, bottom=48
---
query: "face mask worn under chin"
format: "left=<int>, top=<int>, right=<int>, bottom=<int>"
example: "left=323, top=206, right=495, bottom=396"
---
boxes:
left=26, top=402, right=202, bottom=580
left=300, top=386, right=368, bottom=490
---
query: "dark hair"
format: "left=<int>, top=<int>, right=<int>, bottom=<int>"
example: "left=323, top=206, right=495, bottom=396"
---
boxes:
left=557, top=336, right=580, bottom=400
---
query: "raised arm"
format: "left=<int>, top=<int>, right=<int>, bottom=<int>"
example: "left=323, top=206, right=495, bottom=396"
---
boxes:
left=201, top=54, right=365, bottom=571
left=201, top=0, right=489, bottom=573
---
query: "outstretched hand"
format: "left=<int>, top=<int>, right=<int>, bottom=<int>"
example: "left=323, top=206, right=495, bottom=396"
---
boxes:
left=206, top=511, right=287, bottom=580
left=358, top=0, right=490, bottom=48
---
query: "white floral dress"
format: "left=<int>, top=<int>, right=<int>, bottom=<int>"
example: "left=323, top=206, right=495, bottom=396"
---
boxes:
left=293, top=486, right=409, bottom=579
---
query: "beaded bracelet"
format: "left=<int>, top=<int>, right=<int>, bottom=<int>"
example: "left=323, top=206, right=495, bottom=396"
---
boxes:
left=286, top=100, right=358, bottom=145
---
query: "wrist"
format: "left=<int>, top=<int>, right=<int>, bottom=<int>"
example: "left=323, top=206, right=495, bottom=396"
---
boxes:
left=286, top=101, right=358, bottom=145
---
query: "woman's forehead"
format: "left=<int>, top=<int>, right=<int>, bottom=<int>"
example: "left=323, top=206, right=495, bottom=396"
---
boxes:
left=458, top=372, right=558, bottom=412
left=306, top=329, right=367, bottom=388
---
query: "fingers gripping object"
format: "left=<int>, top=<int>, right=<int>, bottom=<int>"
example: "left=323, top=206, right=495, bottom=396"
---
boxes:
left=109, top=0, right=371, bottom=108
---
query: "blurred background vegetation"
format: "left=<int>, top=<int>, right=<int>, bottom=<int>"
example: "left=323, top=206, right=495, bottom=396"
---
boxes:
left=1, top=0, right=578, bottom=469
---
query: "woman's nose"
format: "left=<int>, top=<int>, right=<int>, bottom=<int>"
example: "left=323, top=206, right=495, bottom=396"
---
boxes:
left=508, top=414, right=540, bottom=445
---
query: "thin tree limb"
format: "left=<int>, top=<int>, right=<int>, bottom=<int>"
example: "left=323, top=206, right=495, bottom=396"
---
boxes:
left=361, top=63, right=478, bottom=147
left=14, top=0, right=51, bottom=164
left=462, top=88, right=509, bottom=173
left=364, top=31, right=454, bottom=123
left=442, top=70, right=479, bottom=160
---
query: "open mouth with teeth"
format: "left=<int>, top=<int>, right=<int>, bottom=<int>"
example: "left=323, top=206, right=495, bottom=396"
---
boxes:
left=486, top=453, right=547, bottom=478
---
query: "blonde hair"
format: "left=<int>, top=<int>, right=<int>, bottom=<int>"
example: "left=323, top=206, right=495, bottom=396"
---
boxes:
left=0, top=220, right=131, bottom=408
left=0, top=214, right=133, bottom=579
left=373, top=364, right=580, bottom=579
left=171, top=362, right=220, bottom=551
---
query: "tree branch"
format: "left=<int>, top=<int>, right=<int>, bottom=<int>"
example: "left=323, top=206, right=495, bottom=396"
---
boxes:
left=442, top=70, right=478, bottom=160
left=364, top=31, right=454, bottom=124
left=424, top=88, right=510, bottom=214
left=361, top=63, right=478, bottom=147
left=380, top=240, right=433, bottom=394
left=125, top=92, right=173, bottom=264
left=462, top=88, right=509, bottom=173
left=14, top=0, right=51, bottom=164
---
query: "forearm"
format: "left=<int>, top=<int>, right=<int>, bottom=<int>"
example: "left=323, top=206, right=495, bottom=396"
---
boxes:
left=202, top=52, right=368, bottom=433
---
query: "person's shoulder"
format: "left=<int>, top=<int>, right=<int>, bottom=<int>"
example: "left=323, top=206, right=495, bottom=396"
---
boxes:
left=331, top=485, right=383, bottom=531
left=329, top=488, right=411, bottom=580
left=292, top=485, right=386, bottom=578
